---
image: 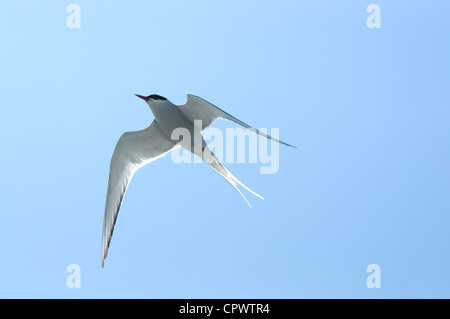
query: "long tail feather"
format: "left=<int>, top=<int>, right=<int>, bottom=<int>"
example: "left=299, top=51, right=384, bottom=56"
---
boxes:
left=202, top=146, right=264, bottom=206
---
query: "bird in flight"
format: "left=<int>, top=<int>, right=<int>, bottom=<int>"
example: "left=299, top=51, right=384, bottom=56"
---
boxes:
left=102, top=93, right=295, bottom=267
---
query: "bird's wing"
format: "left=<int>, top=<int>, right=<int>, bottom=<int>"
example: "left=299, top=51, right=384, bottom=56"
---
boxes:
left=177, top=93, right=296, bottom=148
left=102, top=120, right=176, bottom=267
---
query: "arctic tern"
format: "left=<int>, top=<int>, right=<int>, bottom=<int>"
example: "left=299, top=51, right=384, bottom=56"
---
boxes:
left=101, top=93, right=295, bottom=267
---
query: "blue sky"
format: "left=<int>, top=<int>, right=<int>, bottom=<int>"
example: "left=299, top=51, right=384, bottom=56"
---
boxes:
left=0, top=1, right=449, bottom=298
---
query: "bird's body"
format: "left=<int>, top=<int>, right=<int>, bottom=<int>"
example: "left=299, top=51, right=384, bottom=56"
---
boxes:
left=101, top=93, right=295, bottom=267
left=148, top=98, right=205, bottom=157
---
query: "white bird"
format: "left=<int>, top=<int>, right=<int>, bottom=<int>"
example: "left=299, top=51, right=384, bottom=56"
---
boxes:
left=102, top=93, right=295, bottom=267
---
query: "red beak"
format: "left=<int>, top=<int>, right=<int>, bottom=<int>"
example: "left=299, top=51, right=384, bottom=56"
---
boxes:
left=135, top=94, right=149, bottom=101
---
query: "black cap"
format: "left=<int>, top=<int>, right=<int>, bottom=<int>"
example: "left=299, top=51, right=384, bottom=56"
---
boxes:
left=147, top=94, right=167, bottom=101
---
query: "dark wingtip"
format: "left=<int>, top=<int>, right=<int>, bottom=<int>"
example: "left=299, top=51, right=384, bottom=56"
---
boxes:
left=279, top=140, right=297, bottom=149
left=287, top=143, right=297, bottom=149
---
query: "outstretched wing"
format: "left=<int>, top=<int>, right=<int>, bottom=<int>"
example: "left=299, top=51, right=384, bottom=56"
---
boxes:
left=102, top=120, right=176, bottom=267
left=177, top=93, right=295, bottom=148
